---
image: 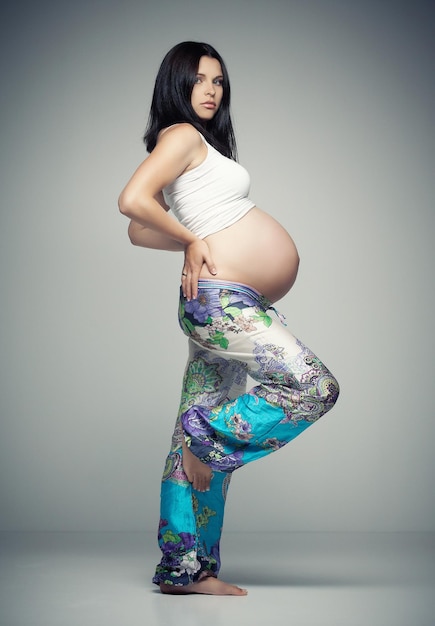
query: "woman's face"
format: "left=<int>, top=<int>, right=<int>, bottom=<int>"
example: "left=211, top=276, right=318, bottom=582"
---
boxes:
left=191, top=56, right=224, bottom=121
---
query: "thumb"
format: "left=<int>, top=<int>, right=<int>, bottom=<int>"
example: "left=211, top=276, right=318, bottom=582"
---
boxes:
left=204, top=252, right=217, bottom=276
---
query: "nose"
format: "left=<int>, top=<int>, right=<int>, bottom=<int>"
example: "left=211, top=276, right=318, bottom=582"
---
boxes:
left=205, top=82, right=215, bottom=96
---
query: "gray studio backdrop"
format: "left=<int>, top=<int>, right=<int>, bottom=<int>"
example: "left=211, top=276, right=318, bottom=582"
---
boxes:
left=1, top=0, right=434, bottom=533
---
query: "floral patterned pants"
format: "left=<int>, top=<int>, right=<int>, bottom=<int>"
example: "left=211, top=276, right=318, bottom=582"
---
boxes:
left=153, top=279, right=339, bottom=587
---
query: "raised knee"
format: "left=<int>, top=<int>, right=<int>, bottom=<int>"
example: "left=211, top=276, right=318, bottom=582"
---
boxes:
left=322, top=375, right=340, bottom=408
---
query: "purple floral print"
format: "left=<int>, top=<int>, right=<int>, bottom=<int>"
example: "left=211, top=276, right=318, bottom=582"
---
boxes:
left=181, top=406, right=215, bottom=438
left=185, top=290, right=223, bottom=323
left=208, top=450, right=244, bottom=472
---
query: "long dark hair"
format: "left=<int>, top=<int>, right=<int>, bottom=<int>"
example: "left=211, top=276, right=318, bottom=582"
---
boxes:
left=143, top=41, right=237, bottom=160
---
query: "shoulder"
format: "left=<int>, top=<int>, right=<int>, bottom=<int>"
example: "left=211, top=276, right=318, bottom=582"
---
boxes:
left=157, top=123, right=203, bottom=148
left=154, top=123, right=205, bottom=171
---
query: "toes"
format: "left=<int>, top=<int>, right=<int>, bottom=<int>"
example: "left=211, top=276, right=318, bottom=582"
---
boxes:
left=194, top=578, right=248, bottom=596
left=192, top=473, right=211, bottom=492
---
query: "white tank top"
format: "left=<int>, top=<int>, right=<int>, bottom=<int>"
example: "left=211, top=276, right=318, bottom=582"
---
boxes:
left=163, top=133, right=255, bottom=239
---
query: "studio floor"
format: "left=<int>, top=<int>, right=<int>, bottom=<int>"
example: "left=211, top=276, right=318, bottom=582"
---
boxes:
left=0, top=531, right=434, bottom=626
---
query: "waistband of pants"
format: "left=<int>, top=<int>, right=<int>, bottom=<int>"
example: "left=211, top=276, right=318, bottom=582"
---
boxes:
left=195, top=279, right=287, bottom=325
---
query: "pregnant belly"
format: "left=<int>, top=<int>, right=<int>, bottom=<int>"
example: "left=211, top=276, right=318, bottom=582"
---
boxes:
left=200, top=207, right=300, bottom=303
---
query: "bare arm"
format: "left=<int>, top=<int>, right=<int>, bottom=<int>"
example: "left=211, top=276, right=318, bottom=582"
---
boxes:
left=118, top=124, right=217, bottom=299
left=127, top=192, right=184, bottom=251
left=128, top=223, right=185, bottom=251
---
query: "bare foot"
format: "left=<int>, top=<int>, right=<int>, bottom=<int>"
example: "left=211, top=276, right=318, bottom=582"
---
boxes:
left=160, top=577, right=247, bottom=596
left=181, top=437, right=212, bottom=492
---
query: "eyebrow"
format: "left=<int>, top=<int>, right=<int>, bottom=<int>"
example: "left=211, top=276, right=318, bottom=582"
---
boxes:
left=196, top=73, right=224, bottom=79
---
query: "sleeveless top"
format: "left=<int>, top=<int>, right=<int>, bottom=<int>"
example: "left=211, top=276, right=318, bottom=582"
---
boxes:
left=162, top=133, right=255, bottom=239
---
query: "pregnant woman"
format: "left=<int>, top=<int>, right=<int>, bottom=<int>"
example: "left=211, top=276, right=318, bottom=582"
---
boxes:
left=119, top=41, right=339, bottom=596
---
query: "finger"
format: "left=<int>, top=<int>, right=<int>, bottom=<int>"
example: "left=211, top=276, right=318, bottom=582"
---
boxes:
left=204, top=253, right=217, bottom=276
left=188, top=278, right=195, bottom=301
left=184, top=271, right=194, bottom=301
left=184, top=276, right=191, bottom=301
left=190, top=270, right=200, bottom=300
left=181, top=271, right=188, bottom=298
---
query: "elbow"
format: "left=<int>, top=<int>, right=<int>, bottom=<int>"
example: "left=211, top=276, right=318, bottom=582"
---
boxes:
left=118, top=188, right=146, bottom=221
left=118, top=190, right=135, bottom=218
left=118, top=191, right=141, bottom=245
left=118, top=191, right=153, bottom=226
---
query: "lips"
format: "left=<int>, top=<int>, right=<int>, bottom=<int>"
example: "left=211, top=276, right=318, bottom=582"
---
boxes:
left=201, top=102, right=216, bottom=109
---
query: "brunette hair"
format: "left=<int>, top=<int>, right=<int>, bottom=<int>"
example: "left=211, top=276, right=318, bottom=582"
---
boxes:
left=143, top=41, right=237, bottom=159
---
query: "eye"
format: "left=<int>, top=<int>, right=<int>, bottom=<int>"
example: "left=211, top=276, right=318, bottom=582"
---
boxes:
left=194, top=75, right=202, bottom=84
left=213, top=78, right=223, bottom=86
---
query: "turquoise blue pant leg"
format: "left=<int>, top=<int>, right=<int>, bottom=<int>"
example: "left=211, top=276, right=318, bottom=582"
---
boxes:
left=153, top=280, right=339, bottom=587
left=181, top=394, right=286, bottom=470
left=153, top=340, right=246, bottom=587
left=156, top=456, right=231, bottom=585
